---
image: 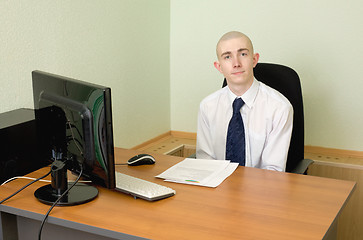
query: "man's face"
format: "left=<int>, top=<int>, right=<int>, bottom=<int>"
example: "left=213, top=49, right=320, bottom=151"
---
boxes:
left=214, top=36, right=259, bottom=89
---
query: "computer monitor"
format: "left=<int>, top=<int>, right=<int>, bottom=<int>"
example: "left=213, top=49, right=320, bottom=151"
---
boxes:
left=32, top=70, right=115, bottom=205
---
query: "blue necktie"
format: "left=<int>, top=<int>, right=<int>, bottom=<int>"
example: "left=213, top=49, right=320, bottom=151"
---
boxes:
left=226, top=98, right=245, bottom=165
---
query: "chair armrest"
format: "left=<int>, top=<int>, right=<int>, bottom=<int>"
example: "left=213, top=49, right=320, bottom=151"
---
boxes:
left=188, top=153, right=197, bottom=159
left=291, top=159, right=314, bottom=174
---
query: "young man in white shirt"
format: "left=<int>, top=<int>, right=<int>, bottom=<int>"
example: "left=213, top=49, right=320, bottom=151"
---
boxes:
left=196, top=31, right=293, bottom=171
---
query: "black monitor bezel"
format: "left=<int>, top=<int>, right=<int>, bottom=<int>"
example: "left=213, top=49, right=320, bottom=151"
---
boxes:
left=32, top=70, right=115, bottom=189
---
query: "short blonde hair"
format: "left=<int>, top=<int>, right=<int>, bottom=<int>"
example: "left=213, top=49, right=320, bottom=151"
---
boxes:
left=216, top=31, right=254, bottom=57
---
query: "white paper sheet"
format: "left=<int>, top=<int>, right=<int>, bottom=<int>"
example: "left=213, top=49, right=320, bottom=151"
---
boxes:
left=156, top=158, right=239, bottom=188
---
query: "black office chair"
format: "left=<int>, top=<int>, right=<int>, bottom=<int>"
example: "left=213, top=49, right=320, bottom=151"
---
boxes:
left=222, top=63, right=313, bottom=174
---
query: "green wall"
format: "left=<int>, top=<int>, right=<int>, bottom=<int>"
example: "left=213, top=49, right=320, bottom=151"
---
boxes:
left=1, top=0, right=363, bottom=151
left=0, top=0, right=170, bottom=148
left=170, top=0, right=363, bottom=151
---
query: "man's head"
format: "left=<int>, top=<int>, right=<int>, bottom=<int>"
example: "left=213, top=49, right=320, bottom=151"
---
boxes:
left=214, top=31, right=259, bottom=95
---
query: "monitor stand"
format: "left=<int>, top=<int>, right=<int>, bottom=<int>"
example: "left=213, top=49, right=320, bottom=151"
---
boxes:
left=34, top=159, right=98, bottom=206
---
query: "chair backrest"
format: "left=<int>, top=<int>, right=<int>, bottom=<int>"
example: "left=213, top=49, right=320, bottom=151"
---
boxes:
left=222, top=63, right=304, bottom=172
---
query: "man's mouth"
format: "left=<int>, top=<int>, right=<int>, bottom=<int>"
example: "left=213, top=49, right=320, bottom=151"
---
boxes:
left=232, top=71, right=244, bottom=75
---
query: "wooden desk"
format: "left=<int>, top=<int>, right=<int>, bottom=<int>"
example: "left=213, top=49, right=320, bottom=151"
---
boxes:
left=0, top=148, right=356, bottom=240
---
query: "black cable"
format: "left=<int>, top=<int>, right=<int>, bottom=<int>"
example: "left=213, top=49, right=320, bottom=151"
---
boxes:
left=66, top=136, right=84, bottom=149
left=38, top=109, right=87, bottom=239
left=38, top=164, right=84, bottom=240
left=66, top=123, right=83, bottom=140
left=66, top=120, right=83, bottom=156
left=0, top=169, right=52, bottom=205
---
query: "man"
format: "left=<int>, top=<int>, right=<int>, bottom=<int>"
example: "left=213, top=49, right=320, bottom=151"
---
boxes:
left=196, top=31, right=293, bottom=171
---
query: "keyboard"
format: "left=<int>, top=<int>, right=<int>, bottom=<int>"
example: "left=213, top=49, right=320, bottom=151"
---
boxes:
left=115, top=172, right=176, bottom=201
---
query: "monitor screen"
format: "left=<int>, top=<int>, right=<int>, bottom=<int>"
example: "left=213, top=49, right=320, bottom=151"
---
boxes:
left=32, top=70, right=115, bottom=189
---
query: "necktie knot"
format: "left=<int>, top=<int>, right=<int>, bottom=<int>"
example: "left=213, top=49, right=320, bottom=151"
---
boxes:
left=233, top=98, right=244, bottom=114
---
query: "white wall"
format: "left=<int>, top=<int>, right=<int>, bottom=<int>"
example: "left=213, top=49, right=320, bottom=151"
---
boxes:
left=170, top=0, right=363, bottom=151
left=0, top=0, right=170, bottom=148
left=2, top=1, right=362, bottom=152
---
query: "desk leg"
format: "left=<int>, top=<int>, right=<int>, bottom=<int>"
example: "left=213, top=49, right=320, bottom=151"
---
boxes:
left=1, top=210, right=145, bottom=240
left=324, top=217, right=337, bottom=240
left=1, top=212, right=19, bottom=240
left=16, top=216, right=123, bottom=240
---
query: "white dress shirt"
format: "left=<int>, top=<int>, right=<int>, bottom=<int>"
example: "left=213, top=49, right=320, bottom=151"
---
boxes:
left=196, top=79, right=293, bottom=171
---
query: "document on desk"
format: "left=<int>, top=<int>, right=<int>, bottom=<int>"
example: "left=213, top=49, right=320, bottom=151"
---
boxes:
left=156, top=158, right=238, bottom=188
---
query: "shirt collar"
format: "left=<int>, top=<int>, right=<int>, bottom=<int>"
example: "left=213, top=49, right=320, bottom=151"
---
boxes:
left=227, top=78, right=259, bottom=108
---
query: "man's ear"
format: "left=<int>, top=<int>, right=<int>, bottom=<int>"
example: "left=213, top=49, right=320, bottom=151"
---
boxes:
left=253, top=53, right=260, bottom=68
left=214, top=61, right=222, bottom=73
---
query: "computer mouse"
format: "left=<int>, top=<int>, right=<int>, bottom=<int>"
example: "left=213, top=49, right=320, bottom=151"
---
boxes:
left=127, top=154, right=156, bottom=166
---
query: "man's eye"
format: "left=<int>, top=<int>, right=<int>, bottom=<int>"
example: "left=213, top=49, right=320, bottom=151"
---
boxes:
left=224, top=55, right=231, bottom=59
left=241, top=53, right=247, bottom=56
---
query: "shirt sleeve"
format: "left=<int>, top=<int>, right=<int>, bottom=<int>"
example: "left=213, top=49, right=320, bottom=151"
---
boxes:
left=260, top=104, right=294, bottom=171
left=196, top=102, right=215, bottom=159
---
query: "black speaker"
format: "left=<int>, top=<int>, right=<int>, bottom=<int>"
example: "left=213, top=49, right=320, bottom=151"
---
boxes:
left=0, top=108, right=49, bottom=184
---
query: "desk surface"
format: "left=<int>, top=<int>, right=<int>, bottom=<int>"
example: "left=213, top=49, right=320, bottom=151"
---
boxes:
left=0, top=148, right=356, bottom=240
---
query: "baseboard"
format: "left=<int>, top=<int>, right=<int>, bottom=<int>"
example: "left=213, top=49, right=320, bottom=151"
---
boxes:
left=305, top=145, right=363, bottom=158
left=131, top=131, right=363, bottom=160
left=130, top=131, right=172, bottom=150
left=170, top=131, right=197, bottom=139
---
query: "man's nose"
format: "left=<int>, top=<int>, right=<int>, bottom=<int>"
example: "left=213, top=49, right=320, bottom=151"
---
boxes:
left=233, top=57, right=241, bottom=68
